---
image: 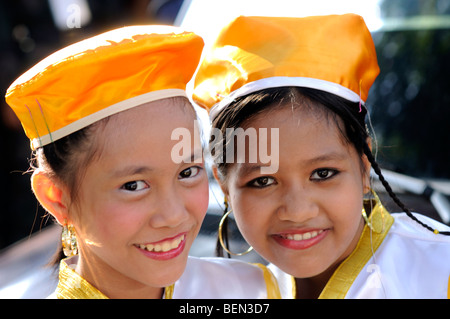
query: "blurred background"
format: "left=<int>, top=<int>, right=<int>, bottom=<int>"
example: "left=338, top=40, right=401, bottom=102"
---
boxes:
left=0, top=0, right=449, bottom=298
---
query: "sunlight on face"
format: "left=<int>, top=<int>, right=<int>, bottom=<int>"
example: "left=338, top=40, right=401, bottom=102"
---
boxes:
left=69, top=98, right=209, bottom=296
left=224, top=104, right=369, bottom=278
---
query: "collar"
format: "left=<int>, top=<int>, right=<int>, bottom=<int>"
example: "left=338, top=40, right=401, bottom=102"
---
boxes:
left=55, top=256, right=174, bottom=299
left=318, top=201, right=393, bottom=298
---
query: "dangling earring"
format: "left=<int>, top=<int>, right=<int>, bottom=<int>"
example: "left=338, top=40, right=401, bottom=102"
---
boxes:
left=62, top=220, right=78, bottom=257
left=218, top=199, right=253, bottom=256
left=361, top=207, right=375, bottom=232
left=362, top=189, right=385, bottom=233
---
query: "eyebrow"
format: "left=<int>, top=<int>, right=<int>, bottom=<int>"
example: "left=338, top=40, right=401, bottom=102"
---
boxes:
left=236, top=151, right=347, bottom=177
left=111, top=165, right=154, bottom=179
left=110, top=149, right=204, bottom=179
left=304, top=151, right=347, bottom=165
left=184, top=148, right=204, bottom=164
left=236, top=163, right=267, bottom=177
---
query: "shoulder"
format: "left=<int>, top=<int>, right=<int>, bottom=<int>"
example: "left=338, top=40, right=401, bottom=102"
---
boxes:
left=385, top=212, right=450, bottom=269
left=389, top=212, right=450, bottom=243
left=358, top=212, right=450, bottom=298
left=172, top=256, right=279, bottom=298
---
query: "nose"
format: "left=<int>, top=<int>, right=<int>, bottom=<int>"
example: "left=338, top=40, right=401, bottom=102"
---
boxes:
left=148, top=188, right=189, bottom=229
left=276, top=182, right=319, bottom=223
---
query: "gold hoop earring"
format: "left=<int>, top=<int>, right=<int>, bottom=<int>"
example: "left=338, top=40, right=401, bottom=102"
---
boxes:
left=218, top=207, right=253, bottom=256
left=62, top=221, right=78, bottom=257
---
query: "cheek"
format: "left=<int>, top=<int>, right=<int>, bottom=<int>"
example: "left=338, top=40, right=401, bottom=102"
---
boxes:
left=230, top=191, right=270, bottom=248
left=324, top=179, right=364, bottom=242
left=329, top=198, right=362, bottom=236
left=186, top=179, right=210, bottom=222
left=103, top=203, right=144, bottom=234
left=75, top=197, right=144, bottom=249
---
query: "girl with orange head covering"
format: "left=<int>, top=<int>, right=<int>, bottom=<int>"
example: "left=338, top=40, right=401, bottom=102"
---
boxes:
left=194, top=14, right=450, bottom=298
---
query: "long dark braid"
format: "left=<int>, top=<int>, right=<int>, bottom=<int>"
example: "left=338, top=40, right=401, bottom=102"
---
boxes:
left=299, top=86, right=450, bottom=236
left=363, top=142, right=450, bottom=236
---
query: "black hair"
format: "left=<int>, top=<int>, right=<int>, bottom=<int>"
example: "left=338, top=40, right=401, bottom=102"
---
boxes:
left=211, top=86, right=449, bottom=257
left=33, top=121, right=106, bottom=267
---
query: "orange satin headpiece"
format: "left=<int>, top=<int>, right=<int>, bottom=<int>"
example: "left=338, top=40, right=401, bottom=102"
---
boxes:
left=193, top=14, right=379, bottom=119
left=6, top=25, right=204, bottom=149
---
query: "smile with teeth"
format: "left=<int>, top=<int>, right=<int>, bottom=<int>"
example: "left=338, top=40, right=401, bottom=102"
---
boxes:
left=137, top=234, right=185, bottom=253
left=280, top=230, right=323, bottom=241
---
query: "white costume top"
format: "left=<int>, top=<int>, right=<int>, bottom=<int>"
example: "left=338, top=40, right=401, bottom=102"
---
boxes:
left=49, top=256, right=280, bottom=299
left=172, top=257, right=279, bottom=298
left=270, top=205, right=450, bottom=299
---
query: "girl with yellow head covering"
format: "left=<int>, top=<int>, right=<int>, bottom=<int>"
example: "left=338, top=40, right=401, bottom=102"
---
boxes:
left=6, top=25, right=279, bottom=299
left=194, top=14, right=450, bottom=299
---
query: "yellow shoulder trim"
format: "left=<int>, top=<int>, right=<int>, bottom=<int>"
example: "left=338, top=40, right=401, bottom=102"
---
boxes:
left=318, top=202, right=394, bottom=299
left=253, top=263, right=282, bottom=299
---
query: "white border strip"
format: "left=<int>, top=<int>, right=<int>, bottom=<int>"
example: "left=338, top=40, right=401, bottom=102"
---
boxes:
left=32, top=88, right=187, bottom=149
left=209, top=76, right=362, bottom=120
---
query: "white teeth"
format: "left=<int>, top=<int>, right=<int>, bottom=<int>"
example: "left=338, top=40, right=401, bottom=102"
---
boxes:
left=138, top=235, right=185, bottom=252
left=284, top=230, right=322, bottom=241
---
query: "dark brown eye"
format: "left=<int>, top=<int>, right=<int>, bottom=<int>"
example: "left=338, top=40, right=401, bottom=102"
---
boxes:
left=311, top=169, right=338, bottom=181
left=121, top=181, right=148, bottom=191
left=249, top=176, right=275, bottom=188
left=179, top=167, right=200, bottom=179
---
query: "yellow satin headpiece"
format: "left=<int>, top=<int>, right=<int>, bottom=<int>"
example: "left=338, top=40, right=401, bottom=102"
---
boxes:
left=5, top=25, right=204, bottom=150
left=192, top=14, right=379, bottom=119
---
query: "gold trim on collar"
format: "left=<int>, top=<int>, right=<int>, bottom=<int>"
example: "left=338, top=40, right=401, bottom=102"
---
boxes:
left=56, top=258, right=175, bottom=299
left=318, top=201, right=394, bottom=299
left=56, top=258, right=108, bottom=299
left=252, top=263, right=282, bottom=299
left=164, top=283, right=175, bottom=299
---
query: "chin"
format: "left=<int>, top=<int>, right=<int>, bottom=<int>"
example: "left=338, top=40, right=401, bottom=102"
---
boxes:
left=148, top=256, right=189, bottom=287
left=146, top=267, right=185, bottom=288
left=273, top=256, right=329, bottom=279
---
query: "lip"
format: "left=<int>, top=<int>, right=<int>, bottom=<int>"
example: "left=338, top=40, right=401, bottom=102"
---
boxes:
left=272, top=228, right=329, bottom=250
left=134, top=232, right=187, bottom=261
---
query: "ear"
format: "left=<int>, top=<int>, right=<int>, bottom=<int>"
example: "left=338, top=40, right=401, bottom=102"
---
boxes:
left=31, top=170, right=70, bottom=225
left=212, top=165, right=229, bottom=198
left=362, top=138, right=372, bottom=194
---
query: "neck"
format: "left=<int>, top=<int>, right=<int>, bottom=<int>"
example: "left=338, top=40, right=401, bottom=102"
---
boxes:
left=75, top=252, right=164, bottom=299
left=294, top=265, right=338, bottom=299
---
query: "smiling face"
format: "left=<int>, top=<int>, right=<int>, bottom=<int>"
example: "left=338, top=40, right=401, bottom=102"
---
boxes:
left=221, top=102, right=370, bottom=279
left=68, top=98, right=209, bottom=297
